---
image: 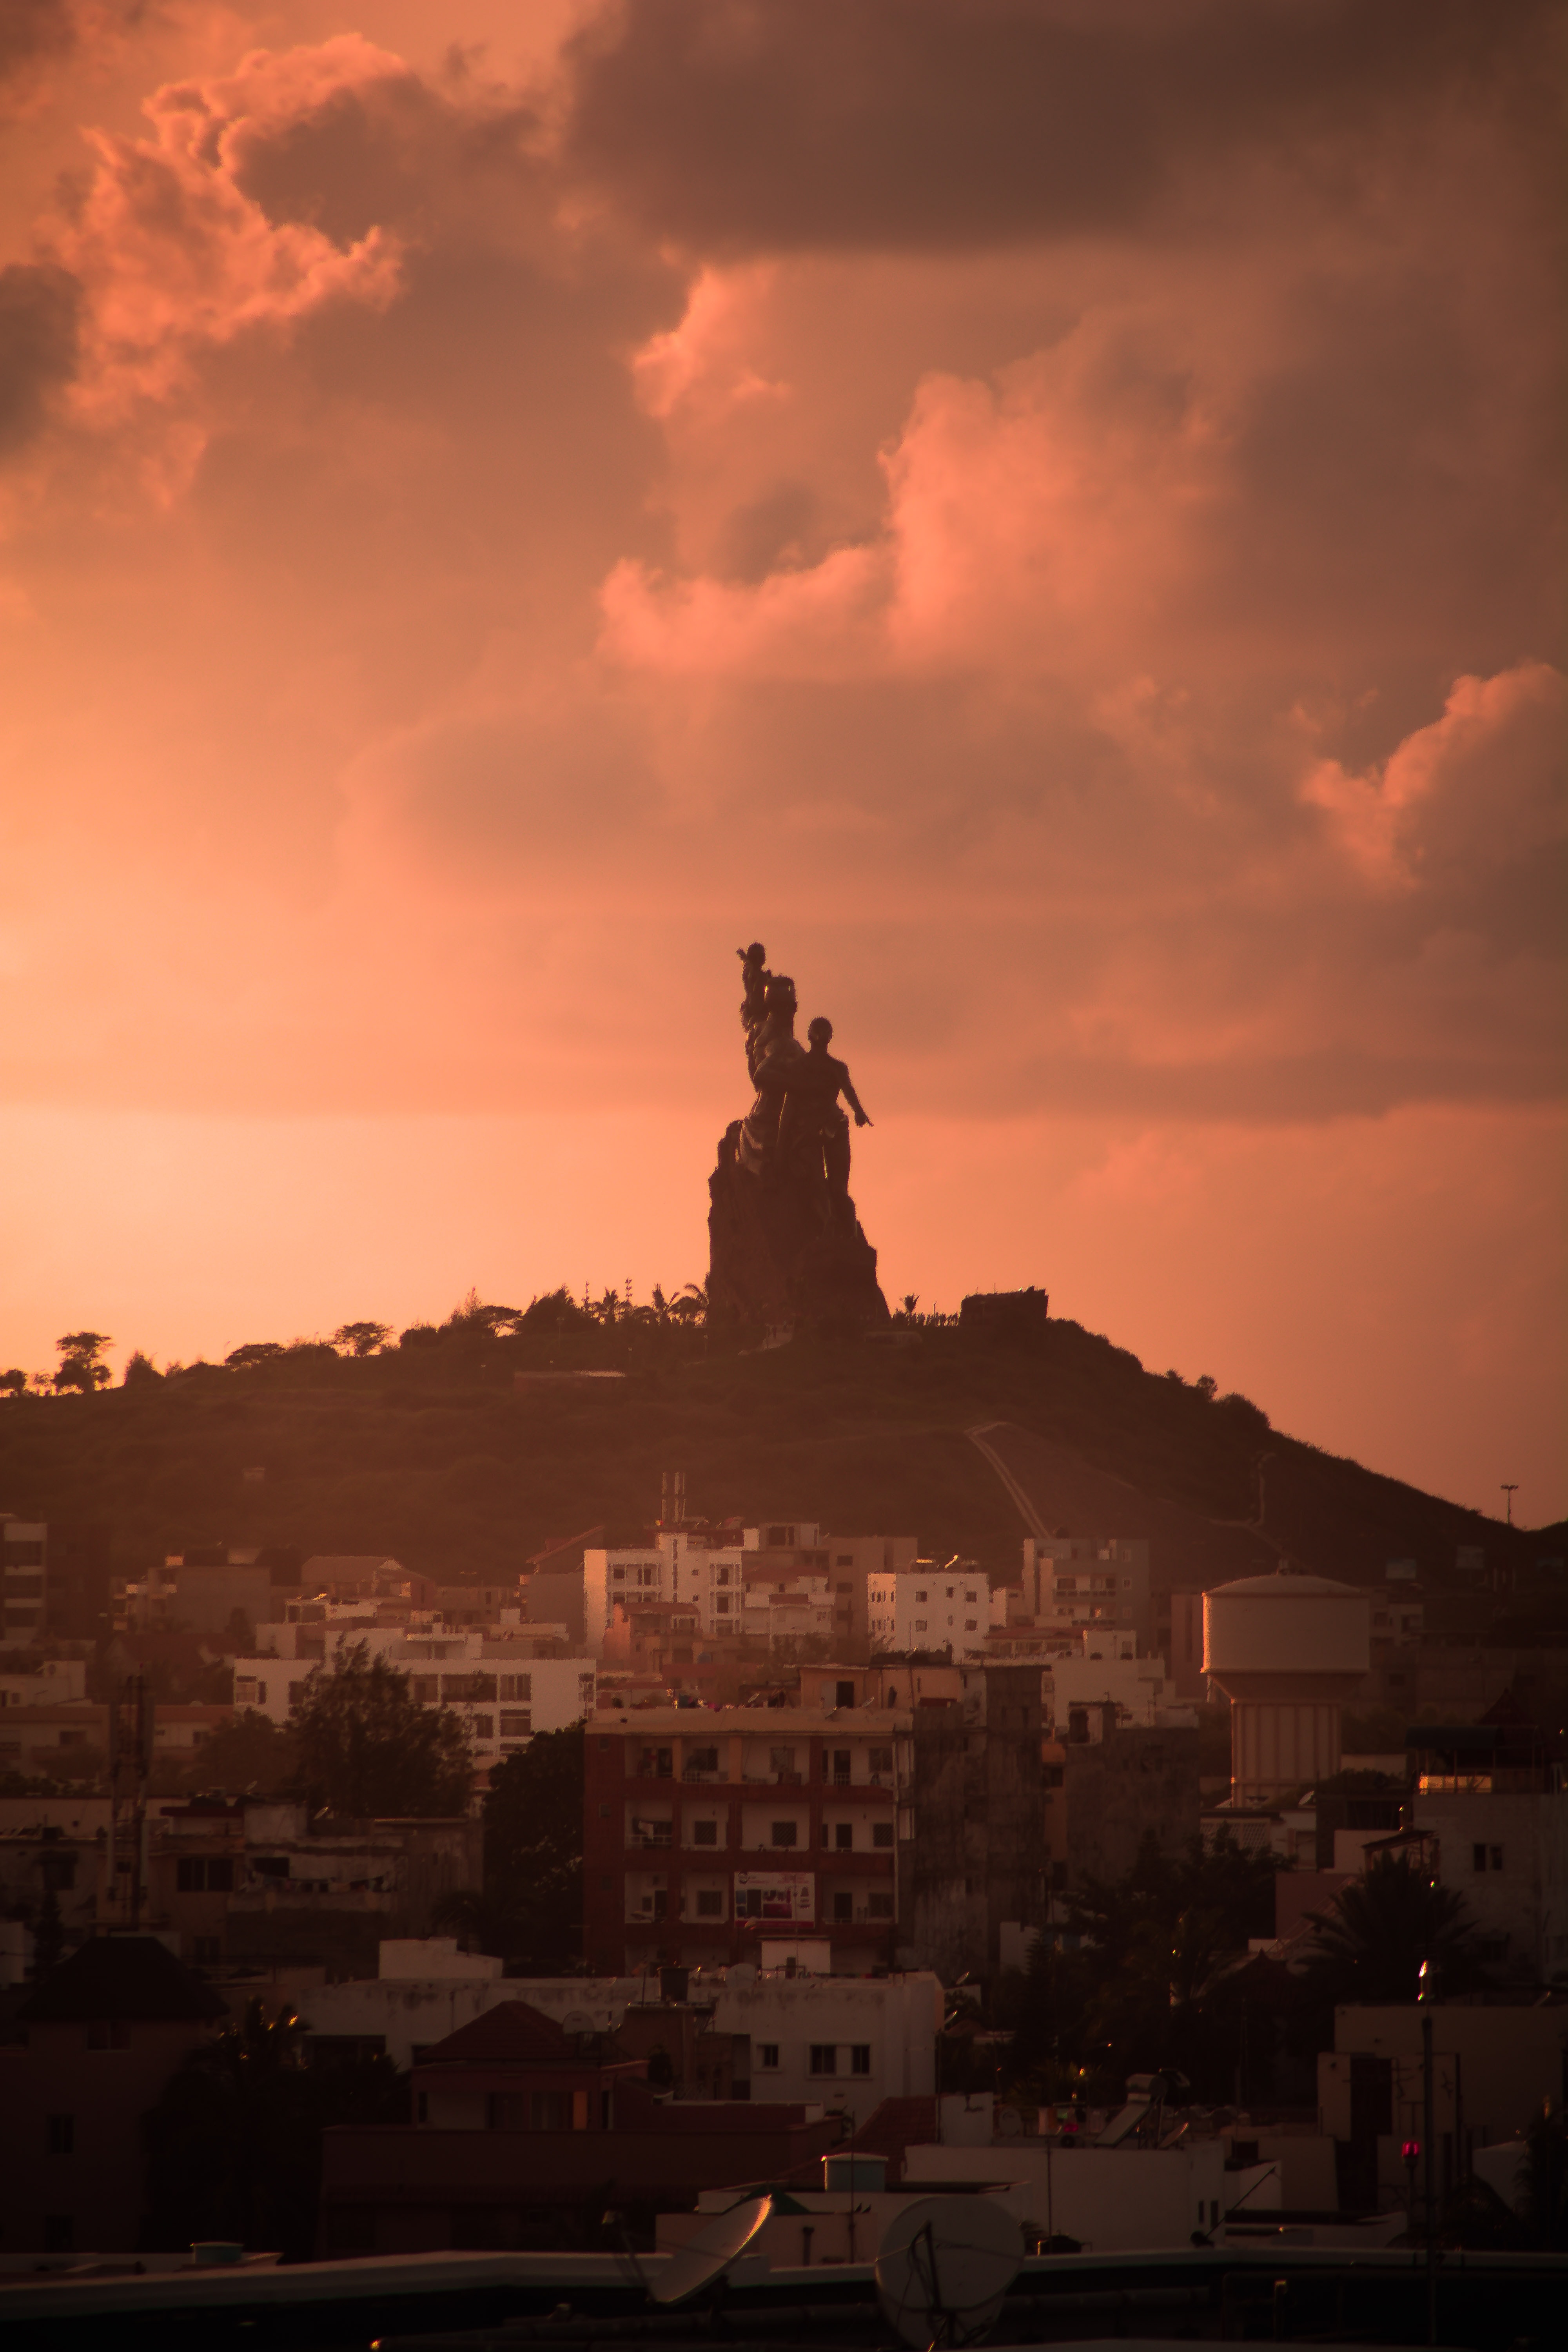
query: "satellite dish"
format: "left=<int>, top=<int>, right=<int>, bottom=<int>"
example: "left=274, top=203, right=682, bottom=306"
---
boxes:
left=875, top=2196, right=1022, bottom=2348
left=648, top=2194, right=771, bottom=2307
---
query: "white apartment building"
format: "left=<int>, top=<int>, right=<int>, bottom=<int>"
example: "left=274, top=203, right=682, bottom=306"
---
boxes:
left=232, top=1623, right=595, bottom=1766
left=867, top=1563, right=989, bottom=1655
left=583, top=1521, right=891, bottom=1654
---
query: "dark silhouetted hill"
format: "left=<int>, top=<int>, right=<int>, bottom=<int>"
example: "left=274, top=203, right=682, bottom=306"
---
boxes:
left=1, top=1312, right=1552, bottom=1642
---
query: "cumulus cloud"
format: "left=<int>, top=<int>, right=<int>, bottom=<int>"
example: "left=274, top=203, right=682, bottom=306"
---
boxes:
left=47, top=38, right=409, bottom=419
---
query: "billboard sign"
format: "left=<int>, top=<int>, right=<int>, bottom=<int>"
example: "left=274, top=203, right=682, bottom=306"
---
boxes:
left=734, top=1870, right=815, bottom=1924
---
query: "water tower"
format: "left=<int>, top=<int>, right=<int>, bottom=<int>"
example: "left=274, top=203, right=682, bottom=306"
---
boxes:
left=1203, top=1570, right=1370, bottom=1805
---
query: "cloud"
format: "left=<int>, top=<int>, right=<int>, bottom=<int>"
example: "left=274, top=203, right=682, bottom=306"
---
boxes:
left=562, top=0, right=1556, bottom=255
left=0, top=262, right=80, bottom=453
left=47, top=37, right=410, bottom=419
left=1303, top=662, right=1566, bottom=893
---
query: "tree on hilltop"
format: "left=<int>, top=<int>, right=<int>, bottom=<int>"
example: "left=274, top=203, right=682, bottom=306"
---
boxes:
left=54, top=1331, right=113, bottom=1392
left=332, top=1320, right=391, bottom=1356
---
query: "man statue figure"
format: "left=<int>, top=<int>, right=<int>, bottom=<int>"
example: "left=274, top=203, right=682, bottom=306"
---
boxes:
left=776, top=1017, right=872, bottom=1223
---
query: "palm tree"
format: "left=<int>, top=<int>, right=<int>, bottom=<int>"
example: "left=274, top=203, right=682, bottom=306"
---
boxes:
left=1301, top=1852, right=1488, bottom=2004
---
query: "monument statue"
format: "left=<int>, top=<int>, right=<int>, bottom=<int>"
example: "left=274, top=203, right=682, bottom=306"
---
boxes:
left=709, top=944, right=889, bottom=1328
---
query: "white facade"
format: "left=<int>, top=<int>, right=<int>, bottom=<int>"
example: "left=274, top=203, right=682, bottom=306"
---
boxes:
left=1041, top=1652, right=1176, bottom=1734
left=584, top=1534, right=750, bottom=1653
left=301, top=1956, right=648, bottom=2069
left=0, top=1659, right=87, bottom=1708
left=711, top=1968, right=942, bottom=2127
left=868, top=1566, right=988, bottom=1654
left=903, top=2138, right=1265, bottom=2252
left=232, top=1628, right=595, bottom=1766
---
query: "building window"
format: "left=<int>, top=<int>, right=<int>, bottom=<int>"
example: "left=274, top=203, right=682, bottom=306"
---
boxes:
left=613, top=1566, right=626, bottom=1580
left=914, top=1620, right=927, bottom=1633
left=964, top=1620, right=977, bottom=1632
left=835, top=1823, right=853, bottom=1850
left=771, top=1822, right=799, bottom=1847
left=176, top=1857, right=234, bottom=1894
left=850, top=2045, right=871, bottom=2075
left=499, top=1675, right=532, bottom=1702
left=686, top=1746, right=719, bottom=1774
left=46, top=2114, right=74, bottom=2156
left=758, top=2043, right=780, bottom=2069
left=693, top=1820, right=719, bottom=1846
left=833, top=1891, right=852, bottom=1922
left=471, top=1715, right=494, bottom=1741
left=808, top=2045, right=838, bottom=2075
left=499, top=1711, right=532, bottom=1737
left=915, top=1591, right=927, bottom=1603
left=872, top=1822, right=894, bottom=1847
left=695, top=1890, right=723, bottom=1916
left=867, top=1894, right=893, bottom=1918
left=411, top=1677, right=438, bottom=1703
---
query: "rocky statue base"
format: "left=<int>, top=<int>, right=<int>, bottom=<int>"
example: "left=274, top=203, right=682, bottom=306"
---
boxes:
left=708, top=1121, right=889, bottom=1330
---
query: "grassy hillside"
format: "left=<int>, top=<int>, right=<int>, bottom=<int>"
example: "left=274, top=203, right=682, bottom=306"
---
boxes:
left=0, top=1309, right=1535, bottom=1619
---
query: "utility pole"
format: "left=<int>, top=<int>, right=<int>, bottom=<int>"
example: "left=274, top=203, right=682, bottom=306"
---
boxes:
left=1500, top=1486, right=1519, bottom=1596
left=1418, top=1959, right=1438, bottom=2346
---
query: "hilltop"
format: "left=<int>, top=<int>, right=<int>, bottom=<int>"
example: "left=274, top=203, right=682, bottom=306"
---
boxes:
left=2, top=1305, right=1557, bottom=1644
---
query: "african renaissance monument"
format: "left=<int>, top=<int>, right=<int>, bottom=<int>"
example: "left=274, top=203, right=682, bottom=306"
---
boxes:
left=707, top=945, right=890, bottom=1330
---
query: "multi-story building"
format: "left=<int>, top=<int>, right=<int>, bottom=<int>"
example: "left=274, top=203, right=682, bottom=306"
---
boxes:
left=1010, top=1535, right=1153, bottom=1653
left=579, top=1521, right=917, bottom=1657
left=1, top=1515, right=49, bottom=1642
left=867, top=1563, right=989, bottom=1655
left=709, top=1967, right=941, bottom=2127
left=583, top=1706, right=914, bottom=1975
left=232, top=1624, right=596, bottom=1765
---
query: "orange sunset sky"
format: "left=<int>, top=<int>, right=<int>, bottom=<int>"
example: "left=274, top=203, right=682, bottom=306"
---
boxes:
left=1, top=2, right=1563, bottom=1524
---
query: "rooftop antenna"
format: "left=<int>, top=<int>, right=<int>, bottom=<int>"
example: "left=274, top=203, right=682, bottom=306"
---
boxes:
left=1501, top=1484, right=1518, bottom=1526
left=874, top=2195, right=1023, bottom=2348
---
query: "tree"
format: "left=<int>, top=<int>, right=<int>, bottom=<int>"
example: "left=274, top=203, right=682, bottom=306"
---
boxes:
left=141, top=1998, right=406, bottom=2260
left=292, top=1643, right=472, bottom=1817
left=225, top=1341, right=284, bottom=1368
left=0, top=1368, right=26, bottom=1397
left=181, top=1708, right=298, bottom=1797
left=122, top=1350, right=161, bottom=1385
left=1518, top=2103, right=1568, bottom=2249
left=54, top=1331, right=112, bottom=1392
left=332, top=1320, right=391, bottom=1356
left=1299, top=1851, right=1489, bottom=2005
left=441, top=1722, right=585, bottom=1969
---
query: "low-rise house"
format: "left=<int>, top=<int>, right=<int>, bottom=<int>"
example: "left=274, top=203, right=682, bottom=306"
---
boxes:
left=0, top=1701, right=109, bottom=1777
left=0, top=1935, right=227, bottom=2254
left=710, top=1966, right=941, bottom=2127
left=319, top=1998, right=843, bottom=2254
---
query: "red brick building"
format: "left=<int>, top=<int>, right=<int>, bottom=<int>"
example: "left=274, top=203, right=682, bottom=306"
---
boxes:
left=584, top=1706, right=913, bottom=1975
